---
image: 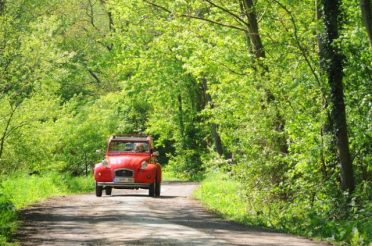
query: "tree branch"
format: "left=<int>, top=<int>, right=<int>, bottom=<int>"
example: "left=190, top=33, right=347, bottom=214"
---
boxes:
left=86, top=0, right=101, bottom=32
left=4, top=121, right=29, bottom=140
left=216, top=61, right=250, bottom=76
left=203, top=0, right=249, bottom=26
left=270, top=0, right=322, bottom=88
left=88, top=69, right=102, bottom=84
left=143, top=0, right=171, bottom=13
left=143, top=0, right=246, bottom=32
left=0, top=104, right=18, bottom=159
left=181, top=14, right=246, bottom=32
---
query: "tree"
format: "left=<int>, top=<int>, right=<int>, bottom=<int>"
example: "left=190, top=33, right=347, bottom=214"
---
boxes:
left=0, top=1, right=72, bottom=171
left=321, top=0, right=355, bottom=193
left=0, top=0, right=4, bottom=14
left=360, top=0, right=372, bottom=46
left=239, top=0, right=265, bottom=58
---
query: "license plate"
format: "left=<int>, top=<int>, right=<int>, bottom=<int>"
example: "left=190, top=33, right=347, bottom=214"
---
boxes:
left=114, top=177, right=134, bottom=183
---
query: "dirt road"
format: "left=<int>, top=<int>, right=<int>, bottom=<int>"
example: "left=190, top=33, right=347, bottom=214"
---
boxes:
left=16, top=182, right=327, bottom=245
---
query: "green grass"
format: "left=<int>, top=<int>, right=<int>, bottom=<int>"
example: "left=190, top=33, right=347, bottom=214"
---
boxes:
left=162, top=167, right=204, bottom=182
left=193, top=172, right=249, bottom=222
left=0, top=172, right=94, bottom=245
left=161, top=168, right=189, bottom=181
left=194, top=171, right=371, bottom=246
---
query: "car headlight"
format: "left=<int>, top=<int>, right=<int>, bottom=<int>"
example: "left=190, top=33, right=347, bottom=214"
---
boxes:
left=102, top=159, right=109, bottom=167
left=141, top=161, right=148, bottom=169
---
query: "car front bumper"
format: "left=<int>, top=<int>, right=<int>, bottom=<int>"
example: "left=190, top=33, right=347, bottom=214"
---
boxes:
left=96, top=182, right=151, bottom=189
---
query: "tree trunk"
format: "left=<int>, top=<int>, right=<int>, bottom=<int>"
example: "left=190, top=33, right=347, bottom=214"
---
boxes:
left=201, top=78, right=224, bottom=156
left=239, top=0, right=288, bottom=155
left=316, top=0, right=326, bottom=69
left=316, top=0, right=338, bottom=179
left=360, top=0, right=372, bottom=47
left=0, top=105, right=16, bottom=159
left=210, top=123, right=224, bottom=156
left=84, top=152, right=88, bottom=176
left=177, top=94, right=185, bottom=143
left=322, top=0, right=355, bottom=193
left=100, top=0, right=114, bottom=50
left=0, top=0, right=4, bottom=14
left=108, top=11, right=114, bottom=32
left=240, top=0, right=265, bottom=58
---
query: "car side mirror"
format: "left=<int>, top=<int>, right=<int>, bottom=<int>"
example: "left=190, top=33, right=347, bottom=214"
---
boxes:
left=152, top=151, right=159, bottom=157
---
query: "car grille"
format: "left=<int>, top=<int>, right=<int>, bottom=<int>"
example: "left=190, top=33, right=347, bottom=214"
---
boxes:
left=115, top=169, right=133, bottom=177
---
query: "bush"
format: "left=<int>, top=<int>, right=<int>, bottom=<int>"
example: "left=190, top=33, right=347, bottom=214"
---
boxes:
left=0, top=192, right=17, bottom=245
left=166, top=149, right=204, bottom=181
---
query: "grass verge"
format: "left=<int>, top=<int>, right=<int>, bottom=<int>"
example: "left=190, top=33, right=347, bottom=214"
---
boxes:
left=162, top=167, right=204, bottom=182
left=193, top=172, right=249, bottom=223
left=0, top=172, right=94, bottom=245
left=194, top=171, right=371, bottom=246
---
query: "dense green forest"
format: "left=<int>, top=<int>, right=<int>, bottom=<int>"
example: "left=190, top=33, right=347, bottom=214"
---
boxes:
left=0, top=0, right=371, bottom=244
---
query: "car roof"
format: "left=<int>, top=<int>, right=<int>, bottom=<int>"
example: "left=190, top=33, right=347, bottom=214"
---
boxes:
left=110, top=135, right=150, bottom=142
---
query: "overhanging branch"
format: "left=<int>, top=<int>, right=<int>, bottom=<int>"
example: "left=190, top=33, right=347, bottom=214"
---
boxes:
left=204, top=0, right=249, bottom=27
left=143, top=0, right=246, bottom=32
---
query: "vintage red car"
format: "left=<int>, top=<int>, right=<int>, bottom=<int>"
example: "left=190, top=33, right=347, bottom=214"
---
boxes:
left=94, top=135, right=161, bottom=197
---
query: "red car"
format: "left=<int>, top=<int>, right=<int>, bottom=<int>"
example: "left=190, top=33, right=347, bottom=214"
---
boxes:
left=94, top=135, right=161, bottom=197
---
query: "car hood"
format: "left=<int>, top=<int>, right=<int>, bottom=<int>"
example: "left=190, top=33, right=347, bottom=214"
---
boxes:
left=106, top=155, right=149, bottom=169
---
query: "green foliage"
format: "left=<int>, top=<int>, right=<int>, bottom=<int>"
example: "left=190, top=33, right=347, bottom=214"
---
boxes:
left=0, top=192, right=16, bottom=245
left=0, top=0, right=370, bottom=245
left=62, top=174, right=95, bottom=193
left=1, top=173, right=64, bottom=209
left=194, top=172, right=248, bottom=222
left=196, top=171, right=371, bottom=245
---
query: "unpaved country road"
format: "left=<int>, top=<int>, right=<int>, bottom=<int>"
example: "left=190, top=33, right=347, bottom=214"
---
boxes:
left=16, top=182, right=328, bottom=246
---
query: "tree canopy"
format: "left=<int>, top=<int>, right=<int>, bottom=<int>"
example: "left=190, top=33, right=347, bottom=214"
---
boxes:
left=0, top=0, right=371, bottom=244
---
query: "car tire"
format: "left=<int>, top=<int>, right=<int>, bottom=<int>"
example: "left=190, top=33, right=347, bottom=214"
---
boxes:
left=95, top=183, right=102, bottom=197
left=155, top=181, right=161, bottom=197
left=105, top=187, right=112, bottom=196
left=149, top=182, right=155, bottom=197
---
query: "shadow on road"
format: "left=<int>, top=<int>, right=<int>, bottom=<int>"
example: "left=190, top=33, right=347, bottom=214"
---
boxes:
left=15, top=183, right=327, bottom=246
left=110, top=194, right=182, bottom=199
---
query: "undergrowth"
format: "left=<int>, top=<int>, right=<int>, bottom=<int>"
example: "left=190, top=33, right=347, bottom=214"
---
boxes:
left=0, top=172, right=94, bottom=245
left=194, top=171, right=371, bottom=246
left=162, top=166, right=204, bottom=182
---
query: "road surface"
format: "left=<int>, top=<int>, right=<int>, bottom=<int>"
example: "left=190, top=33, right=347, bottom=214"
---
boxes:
left=16, top=182, right=327, bottom=245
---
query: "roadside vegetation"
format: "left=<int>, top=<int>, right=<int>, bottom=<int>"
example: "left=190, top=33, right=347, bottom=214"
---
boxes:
left=195, top=170, right=371, bottom=245
left=0, top=173, right=93, bottom=244
left=0, top=0, right=370, bottom=245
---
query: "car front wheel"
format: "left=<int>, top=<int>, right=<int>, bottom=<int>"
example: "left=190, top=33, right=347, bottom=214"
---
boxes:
left=105, top=187, right=112, bottom=196
left=95, top=183, right=102, bottom=197
left=149, top=182, right=155, bottom=197
left=155, top=181, right=161, bottom=197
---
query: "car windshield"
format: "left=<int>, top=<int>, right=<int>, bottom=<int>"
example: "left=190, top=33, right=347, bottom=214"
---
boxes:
left=109, top=141, right=149, bottom=153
